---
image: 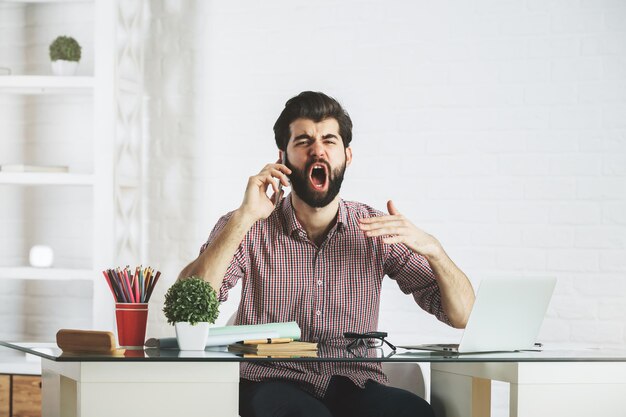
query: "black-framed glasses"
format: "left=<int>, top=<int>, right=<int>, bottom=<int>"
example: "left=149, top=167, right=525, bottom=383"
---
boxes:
left=344, top=331, right=397, bottom=352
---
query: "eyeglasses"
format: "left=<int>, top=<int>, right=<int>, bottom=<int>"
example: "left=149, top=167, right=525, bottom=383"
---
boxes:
left=344, top=331, right=397, bottom=352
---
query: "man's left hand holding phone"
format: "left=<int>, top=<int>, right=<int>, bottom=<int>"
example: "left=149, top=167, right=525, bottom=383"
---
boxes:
left=238, top=154, right=291, bottom=225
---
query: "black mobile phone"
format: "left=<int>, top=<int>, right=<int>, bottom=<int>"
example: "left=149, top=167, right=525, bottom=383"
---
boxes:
left=275, top=153, right=288, bottom=206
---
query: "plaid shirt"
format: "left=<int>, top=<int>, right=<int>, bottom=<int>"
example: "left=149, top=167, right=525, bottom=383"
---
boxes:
left=201, top=195, right=449, bottom=398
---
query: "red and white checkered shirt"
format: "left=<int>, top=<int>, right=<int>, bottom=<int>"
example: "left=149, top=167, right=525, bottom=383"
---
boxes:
left=201, top=195, right=450, bottom=398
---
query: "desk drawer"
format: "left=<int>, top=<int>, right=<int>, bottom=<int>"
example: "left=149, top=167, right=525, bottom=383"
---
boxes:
left=0, top=375, right=41, bottom=417
left=13, top=376, right=40, bottom=417
left=0, top=375, right=9, bottom=417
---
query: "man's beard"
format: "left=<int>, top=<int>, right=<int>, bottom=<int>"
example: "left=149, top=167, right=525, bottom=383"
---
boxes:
left=285, top=152, right=347, bottom=208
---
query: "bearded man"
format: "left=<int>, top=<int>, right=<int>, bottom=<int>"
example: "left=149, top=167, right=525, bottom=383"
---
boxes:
left=178, top=91, right=475, bottom=417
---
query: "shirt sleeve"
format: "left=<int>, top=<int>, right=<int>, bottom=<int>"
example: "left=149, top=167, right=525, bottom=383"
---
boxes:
left=199, top=212, right=247, bottom=302
left=383, top=242, right=451, bottom=325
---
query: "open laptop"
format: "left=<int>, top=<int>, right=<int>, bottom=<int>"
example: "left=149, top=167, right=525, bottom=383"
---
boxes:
left=400, top=277, right=557, bottom=353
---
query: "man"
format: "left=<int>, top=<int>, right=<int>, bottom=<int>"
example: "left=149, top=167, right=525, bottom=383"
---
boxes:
left=179, top=91, right=475, bottom=417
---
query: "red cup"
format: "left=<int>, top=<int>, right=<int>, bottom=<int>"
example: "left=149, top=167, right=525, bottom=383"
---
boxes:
left=115, top=303, right=148, bottom=350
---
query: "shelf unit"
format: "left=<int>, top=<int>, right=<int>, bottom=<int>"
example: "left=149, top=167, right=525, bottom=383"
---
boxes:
left=0, top=75, right=94, bottom=94
left=0, top=267, right=93, bottom=281
left=2, top=0, right=91, bottom=3
left=0, top=173, right=94, bottom=185
left=0, top=0, right=145, bottom=333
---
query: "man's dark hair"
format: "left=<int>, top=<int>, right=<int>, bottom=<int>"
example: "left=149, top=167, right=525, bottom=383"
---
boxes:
left=273, top=91, right=353, bottom=151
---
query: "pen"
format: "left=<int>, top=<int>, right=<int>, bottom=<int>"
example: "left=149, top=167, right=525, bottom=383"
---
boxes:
left=240, top=338, right=293, bottom=345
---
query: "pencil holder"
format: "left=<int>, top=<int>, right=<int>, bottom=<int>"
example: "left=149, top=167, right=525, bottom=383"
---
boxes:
left=115, top=303, right=148, bottom=350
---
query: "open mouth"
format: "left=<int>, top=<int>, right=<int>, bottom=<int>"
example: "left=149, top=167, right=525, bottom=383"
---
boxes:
left=309, top=163, right=329, bottom=191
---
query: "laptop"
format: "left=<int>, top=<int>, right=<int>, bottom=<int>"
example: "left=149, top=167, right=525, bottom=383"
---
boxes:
left=400, top=277, right=557, bottom=353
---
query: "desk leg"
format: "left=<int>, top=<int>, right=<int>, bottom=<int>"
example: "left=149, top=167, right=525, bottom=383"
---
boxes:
left=431, top=368, right=490, bottom=417
left=42, top=360, right=78, bottom=417
left=41, top=365, right=60, bottom=417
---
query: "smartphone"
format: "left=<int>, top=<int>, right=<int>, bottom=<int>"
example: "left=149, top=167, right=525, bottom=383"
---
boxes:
left=275, top=153, right=287, bottom=207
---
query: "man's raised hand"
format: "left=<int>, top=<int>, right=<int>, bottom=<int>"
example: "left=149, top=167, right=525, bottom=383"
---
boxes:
left=358, top=200, right=443, bottom=260
left=238, top=161, right=291, bottom=222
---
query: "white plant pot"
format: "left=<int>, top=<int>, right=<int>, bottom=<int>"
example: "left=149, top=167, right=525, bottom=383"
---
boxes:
left=51, top=60, right=79, bottom=76
left=175, top=322, right=209, bottom=350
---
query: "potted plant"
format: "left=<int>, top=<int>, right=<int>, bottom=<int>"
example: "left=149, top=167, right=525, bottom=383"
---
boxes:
left=163, top=276, right=220, bottom=350
left=49, top=36, right=82, bottom=76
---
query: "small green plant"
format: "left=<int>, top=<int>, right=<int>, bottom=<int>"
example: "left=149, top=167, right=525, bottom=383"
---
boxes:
left=163, top=277, right=219, bottom=326
left=49, top=36, right=82, bottom=62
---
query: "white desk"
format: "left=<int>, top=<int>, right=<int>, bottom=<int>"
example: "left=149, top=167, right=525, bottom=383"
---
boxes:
left=41, top=358, right=239, bottom=417
left=431, top=361, right=626, bottom=417
left=2, top=342, right=626, bottom=417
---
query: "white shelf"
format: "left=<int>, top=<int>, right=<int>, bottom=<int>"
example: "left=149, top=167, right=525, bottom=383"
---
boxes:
left=1, top=0, right=91, bottom=3
left=0, top=172, right=94, bottom=185
left=0, top=75, right=94, bottom=94
left=0, top=267, right=93, bottom=280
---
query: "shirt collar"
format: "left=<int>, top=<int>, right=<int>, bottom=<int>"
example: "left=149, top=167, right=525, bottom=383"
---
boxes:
left=280, top=194, right=348, bottom=237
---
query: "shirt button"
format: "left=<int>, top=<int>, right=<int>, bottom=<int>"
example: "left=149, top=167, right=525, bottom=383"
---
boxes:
left=316, top=310, right=321, bottom=316
left=317, top=280, right=323, bottom=286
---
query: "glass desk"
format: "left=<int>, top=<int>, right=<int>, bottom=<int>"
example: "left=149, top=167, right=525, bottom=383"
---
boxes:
left=2, top=341, right=626, bottom=417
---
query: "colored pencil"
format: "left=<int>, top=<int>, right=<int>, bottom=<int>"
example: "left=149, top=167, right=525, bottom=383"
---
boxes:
left=108, top=269, right=125, bottom=302
left=118, top=268, right=133, bottom=303
left=101, top=270, right=115, bottom=299
left=122, top=268, right=135, bottom=303
left=101, top=266, right=161, bottom=303
left=146, top=270, right=161, bottom=301
left=135, top=267, right=140, bottom=302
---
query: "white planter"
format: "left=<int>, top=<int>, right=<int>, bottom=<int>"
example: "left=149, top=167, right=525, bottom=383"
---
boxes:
left=175, top=322, right=209, bottom=350
left=51, top=60, right=79, bottom=76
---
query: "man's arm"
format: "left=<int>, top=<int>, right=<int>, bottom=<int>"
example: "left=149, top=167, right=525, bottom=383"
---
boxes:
left=178, top=162, right=291, bottom=292
left=416, top=244, right=474, bottom=329
left=358, top=200, right=475, bottom=328
left=178, top=210, right=255, bottom=291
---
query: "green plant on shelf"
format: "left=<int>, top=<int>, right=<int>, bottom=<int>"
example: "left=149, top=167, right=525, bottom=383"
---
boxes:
left=49, top=36, right=82, bottom=62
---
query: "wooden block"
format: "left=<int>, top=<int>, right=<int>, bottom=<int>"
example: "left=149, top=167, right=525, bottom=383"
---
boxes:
left=0, top=375, right=9, bottom=417
left=12, top=376, right=41, bottom=417
left=56, top=329, right=118, bottom=353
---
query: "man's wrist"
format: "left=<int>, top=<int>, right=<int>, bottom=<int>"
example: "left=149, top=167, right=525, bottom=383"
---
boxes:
left=232, top=207, right=258, bottom=230
left=421, top=239, right=445, bottom=263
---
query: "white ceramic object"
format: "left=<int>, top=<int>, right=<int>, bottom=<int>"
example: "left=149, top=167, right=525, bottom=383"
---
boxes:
left=29, top=245, right=54, bottom=267
left=51, top=60, right=79, bottom=76
left=175, top=322, right=209, bottom=350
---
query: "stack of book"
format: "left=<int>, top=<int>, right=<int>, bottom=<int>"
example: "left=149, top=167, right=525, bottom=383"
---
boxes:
left=145, top=321, right=302, bottom=349
left=228, top=338, right=318, bottom=358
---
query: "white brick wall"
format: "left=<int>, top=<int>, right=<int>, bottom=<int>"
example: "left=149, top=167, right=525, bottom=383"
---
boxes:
left=143, top=0, right=626, bottom=344
left=142, top=1, right=625, bottom=414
